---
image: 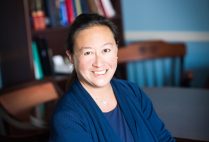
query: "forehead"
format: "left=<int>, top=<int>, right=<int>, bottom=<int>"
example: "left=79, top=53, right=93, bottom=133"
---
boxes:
left=74, top=25, right=115, bottom=48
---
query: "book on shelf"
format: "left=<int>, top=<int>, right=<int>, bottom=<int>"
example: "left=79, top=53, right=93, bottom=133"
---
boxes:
left=60, top=0, right=69, bottom=26
left=80, top=0, right=90, bottom=14
left=30, top=0, right=47, bottom=30
left=74, top=0, right=82, bottom=16
left=86, top=0, right=116, bottom=18
left=65, top=0, right=75, bottom=24
left=99, top=0, right=116, bottom=18
left=44, top=0, right=61, bottom=27
left=33, top=37, right=54, bottom=77
left=94, top=0, right=105, bottom=16
left=87, top=0, right=99, bottom=14
left=29, top=0, right=116, bottom=29
left=31, top=41, right=44, bottom=80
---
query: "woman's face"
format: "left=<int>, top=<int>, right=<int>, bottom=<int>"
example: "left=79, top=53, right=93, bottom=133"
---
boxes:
left=68, top=25, right=118, bottom=89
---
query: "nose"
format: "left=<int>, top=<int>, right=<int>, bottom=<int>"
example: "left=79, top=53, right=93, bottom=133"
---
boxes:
left=92, top=54, right=104, bottom=68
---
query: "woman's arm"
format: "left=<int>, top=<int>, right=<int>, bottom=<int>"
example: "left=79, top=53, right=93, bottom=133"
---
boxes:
left=139, top=89, right=176, bottom=142
left=49, top=110, right=93, bottom=142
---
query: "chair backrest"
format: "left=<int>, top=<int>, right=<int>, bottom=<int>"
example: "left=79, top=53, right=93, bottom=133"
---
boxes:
left=0, top=81, right=60, bottom=135
left=0, top=81, right=60, bottom=119
left=117, top=40, right=186, bottom=87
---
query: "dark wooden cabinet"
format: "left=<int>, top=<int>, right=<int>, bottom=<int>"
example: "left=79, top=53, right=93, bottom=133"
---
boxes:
left=1, top=0, right=34, bottom=88
left=0, top=0, right=124, bottom=90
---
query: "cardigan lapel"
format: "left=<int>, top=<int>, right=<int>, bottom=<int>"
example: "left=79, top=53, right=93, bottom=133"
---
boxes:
left=111, top=80, right=140, bottom=142
left=111, top=79, right=158, bottom=142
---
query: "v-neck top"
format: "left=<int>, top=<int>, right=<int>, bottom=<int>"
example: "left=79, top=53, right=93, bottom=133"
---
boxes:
left=104, top=105, right=134, bottom=142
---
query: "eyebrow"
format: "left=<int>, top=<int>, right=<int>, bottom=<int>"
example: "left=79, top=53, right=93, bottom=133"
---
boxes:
left=78, top=47, right=93, bottom=52
left=103, top=42, right=114, bottom=47
left=78, top=42, right=114, bottom=52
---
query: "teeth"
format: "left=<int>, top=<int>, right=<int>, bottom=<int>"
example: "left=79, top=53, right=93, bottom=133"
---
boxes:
left=94, top=70, right=106, bottom=75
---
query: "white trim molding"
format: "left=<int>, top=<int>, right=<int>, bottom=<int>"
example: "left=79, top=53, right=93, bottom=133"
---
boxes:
left=125, top=31, right=209, bottom=42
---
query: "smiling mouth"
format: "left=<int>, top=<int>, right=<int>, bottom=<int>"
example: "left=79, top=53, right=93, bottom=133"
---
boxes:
left=93, top=70, right=107, bottom=75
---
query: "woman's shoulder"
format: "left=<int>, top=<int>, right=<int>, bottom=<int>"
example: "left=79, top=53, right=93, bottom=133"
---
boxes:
left=52, top=91, right=83, bottom=118
left=111, top=78, right=142, bottom=92
left=112, top=78, right=149, bottom=101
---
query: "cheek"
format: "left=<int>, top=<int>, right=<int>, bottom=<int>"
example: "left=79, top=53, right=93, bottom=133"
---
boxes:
left=106, top=55, right=118, bottom=67
left=75, top=57, right=91, bottom=70
left=110, top=56, right=118, bottom=63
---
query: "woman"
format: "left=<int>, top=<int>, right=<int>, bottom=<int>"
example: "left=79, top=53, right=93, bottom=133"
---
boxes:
left=49, top=13, right=175, bottom=142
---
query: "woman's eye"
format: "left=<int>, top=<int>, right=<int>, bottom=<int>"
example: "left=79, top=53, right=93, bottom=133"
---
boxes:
left=83, top=51, right=92, bottom=56
left=103, top=48, right=111, bottom=53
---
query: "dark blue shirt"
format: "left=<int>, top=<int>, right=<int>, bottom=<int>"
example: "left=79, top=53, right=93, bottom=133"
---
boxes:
left=104, top=105, right=134, bottom=142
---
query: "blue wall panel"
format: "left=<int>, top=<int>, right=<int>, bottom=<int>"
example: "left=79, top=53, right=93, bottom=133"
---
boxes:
left=122, top=0, right=209, bottom=31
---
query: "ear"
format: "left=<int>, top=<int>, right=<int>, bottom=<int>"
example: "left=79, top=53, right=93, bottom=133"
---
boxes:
left=66, top=50, right=74, bottom=64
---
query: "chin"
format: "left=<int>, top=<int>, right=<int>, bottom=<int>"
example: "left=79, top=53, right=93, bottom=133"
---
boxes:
left=92, top=79, right=111, bottom=88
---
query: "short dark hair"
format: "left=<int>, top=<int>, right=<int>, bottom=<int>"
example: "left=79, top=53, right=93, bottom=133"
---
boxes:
left=66, top=13, right=119, bottom=53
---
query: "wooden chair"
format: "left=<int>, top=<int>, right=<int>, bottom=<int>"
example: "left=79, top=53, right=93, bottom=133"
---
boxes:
left=117, top=40, right=192, bottom=87
left=0, top=80, right=61, bottom=141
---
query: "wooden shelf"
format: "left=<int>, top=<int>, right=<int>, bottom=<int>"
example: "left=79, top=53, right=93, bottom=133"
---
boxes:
left=1, top=0, right=124, bottom=91
left=32, top=26, right=70, bottom=35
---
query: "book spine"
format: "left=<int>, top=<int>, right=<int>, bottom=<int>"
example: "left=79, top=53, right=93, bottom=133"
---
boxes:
left=75, top=0, right=82, bottom=16
left=100, top=0, right=115, bottom=18
left=98, top=0, right=107, bottom=17
left=60, top=0, right=69, bottom=26
left=31, top=0, right=47, bottom=30
left=35, top=37, right=54, bottom=76
left=65, top=0, right=75, bottom=24
left=32, top=41, right=44, bottom=80
left=87, top=0, right=98, bottom=14
left=44, top=0, right=60, bottom=27
left=80, top=0, right=90, bottom=13
left=93, top=0, right=105, bottom=16
left=72, top=0, right=77, bottom=17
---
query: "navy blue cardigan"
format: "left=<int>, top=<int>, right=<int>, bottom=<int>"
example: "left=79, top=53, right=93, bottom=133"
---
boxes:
left=49, top=79, right=175, bottom=142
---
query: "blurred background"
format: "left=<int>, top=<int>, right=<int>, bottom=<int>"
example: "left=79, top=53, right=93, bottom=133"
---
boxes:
left=1, top=0, right=209, bottom=89
left=121, top=0, right=209, bottom=88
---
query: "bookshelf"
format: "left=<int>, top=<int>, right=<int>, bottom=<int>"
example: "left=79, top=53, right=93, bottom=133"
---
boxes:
left=0, top=0, right=125, bottom=90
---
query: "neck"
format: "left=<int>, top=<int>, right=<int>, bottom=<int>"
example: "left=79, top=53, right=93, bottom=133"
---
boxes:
left=80, top=81, right=112, bottom=96
left=79, top=81, right=117, bottom=112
